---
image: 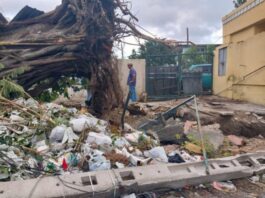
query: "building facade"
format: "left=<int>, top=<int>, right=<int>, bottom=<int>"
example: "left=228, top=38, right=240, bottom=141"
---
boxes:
left=213, top=0, right=265, bottom=105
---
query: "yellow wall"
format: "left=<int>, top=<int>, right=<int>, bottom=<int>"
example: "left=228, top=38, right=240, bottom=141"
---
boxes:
left=223, top=0, right=265, bottom=37
left=213, top=0, right=265, bottom=105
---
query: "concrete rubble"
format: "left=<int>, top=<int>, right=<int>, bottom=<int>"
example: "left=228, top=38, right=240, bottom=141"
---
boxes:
left=1, top=152, right=265, bottom=198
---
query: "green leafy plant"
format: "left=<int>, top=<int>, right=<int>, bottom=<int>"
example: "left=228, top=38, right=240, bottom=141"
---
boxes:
left=0, top=79, right=29, bottom=99
left=37, top=76, right=88, bottom=102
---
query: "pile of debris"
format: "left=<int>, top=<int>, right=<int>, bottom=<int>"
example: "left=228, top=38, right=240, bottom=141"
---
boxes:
left=125, top=96, right=265, bottom=162
left=2, top=94, right=264, bottom=185
left=0, top=97, right=206, bottom=182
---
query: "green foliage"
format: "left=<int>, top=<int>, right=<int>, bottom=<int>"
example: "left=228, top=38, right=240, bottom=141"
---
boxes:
left=0, top=133, right=31, bottom=147
left=181, top=46, right=214, bottom=69
left=129, top=42, right=215, bottom=68
left=129, top=41, right=176, bottom=67
left=186, top=133, right=215, bottom=158
left=37, top=76, right=88, bottom=102
left=128, top=49, right=139, bottom=59
left=0, top=79, right=27, bottom=99
left=38, top=90, right=59, bottom=103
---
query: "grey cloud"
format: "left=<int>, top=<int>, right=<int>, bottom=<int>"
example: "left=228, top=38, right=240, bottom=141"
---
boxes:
left=0, top=0, right=61, bottom=19
left=131, top=0, right=234, bottom=43
left=0, top=0, right=234, bottom=44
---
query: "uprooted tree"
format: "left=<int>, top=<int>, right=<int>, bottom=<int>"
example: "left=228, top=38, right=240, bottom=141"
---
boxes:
left=0, top=0, right=187, bottom=114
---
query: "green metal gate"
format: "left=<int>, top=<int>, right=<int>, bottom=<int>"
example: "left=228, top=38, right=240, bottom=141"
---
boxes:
left=146, top=52, right=213, bottom=100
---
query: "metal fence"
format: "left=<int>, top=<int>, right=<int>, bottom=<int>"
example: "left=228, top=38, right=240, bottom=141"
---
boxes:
left=146, top=53, right=214, bottom=100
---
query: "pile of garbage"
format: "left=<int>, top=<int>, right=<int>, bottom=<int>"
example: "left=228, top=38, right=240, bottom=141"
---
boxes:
left=0, top=98, right=203, bottom=182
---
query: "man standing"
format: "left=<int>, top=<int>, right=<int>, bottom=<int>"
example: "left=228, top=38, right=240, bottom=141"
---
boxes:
left=127, top=63, right=137, bottom=102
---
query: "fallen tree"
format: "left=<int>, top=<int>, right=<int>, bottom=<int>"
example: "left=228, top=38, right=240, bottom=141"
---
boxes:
left=0, top=0, right=189, bottom=114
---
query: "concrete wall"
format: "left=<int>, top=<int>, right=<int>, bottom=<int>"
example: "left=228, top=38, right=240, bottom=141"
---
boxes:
left=223, top=0, right=265, bottom=41
left=213, top=1, right=265, bottom=105
left=117, top=59, right=146, bottom=99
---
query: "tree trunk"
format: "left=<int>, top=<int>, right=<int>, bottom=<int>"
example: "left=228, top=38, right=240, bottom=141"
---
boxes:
left=0, top=0, right=122, bottom=114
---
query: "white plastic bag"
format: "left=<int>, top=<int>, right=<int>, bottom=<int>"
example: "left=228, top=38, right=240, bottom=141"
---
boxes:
left=144, top=147, right=168, bottom=163
left=62, top=127, right=79, bottom=144
left=70, top=115, right=108, bottom=133
left=124, top=132, right=142, bottom=143
left=50, top=125, right=66, bottom=143
left=114, top=137, right=130, bottom=148
left=86, top=132, right=112, bottom=146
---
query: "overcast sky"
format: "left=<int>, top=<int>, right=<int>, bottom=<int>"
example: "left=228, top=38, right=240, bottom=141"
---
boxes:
left=0, top=0, right=234, bottom=57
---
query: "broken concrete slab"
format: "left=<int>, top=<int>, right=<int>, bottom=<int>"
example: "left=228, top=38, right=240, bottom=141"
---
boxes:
left=228, top=135, right=245, bottom=146
left=219, top=111, right=234, bottom=116
left=187, top=124, right=224, bottom=152
left=155, top=123, right=186, bottom=145
left=1, top=152, right=265, bottom=198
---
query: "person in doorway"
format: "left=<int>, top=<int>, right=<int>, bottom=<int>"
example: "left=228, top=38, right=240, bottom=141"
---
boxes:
left=127, top=63, right=137, bottom=102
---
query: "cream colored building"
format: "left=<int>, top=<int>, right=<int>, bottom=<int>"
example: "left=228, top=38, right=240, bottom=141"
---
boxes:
left=213, top=0, right=265, bottom=105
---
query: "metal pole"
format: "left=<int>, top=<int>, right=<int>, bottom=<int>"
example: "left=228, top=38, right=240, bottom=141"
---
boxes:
left=194, top=95, right=209, bottom=175
left=186, top=27, right=190, bottom=45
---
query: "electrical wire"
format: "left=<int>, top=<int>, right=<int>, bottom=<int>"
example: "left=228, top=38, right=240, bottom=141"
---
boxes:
left=57, top=176, right=115, bottom=196
left=135, top=24, right=157, bottom=38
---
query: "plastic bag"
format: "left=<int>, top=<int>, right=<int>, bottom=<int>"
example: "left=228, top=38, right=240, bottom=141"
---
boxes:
left=86, top=132, right=112, bottom=146
left=35, top=140, right=49, bottom=154
left=125, top=132, right=142, bottom=143
left=62, top=127, right=79, bottom=144
left=114, top=137, right=131, bottom=148
left=89, top=150, right=111, bottom=171
left=70, top=115, right=108, bottom=133
left=144, top=147, right=168, bottom=163
left=50, top=125, right=66, bottom=143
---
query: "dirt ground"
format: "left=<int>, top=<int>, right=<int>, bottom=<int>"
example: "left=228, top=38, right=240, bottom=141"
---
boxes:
left=159, top=179, right=265, bottom=198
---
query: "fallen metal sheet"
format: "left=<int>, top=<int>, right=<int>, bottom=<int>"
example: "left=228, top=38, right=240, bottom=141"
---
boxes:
left=1, top=152, right=265, bottom=198
left=138, top=95, right=195, bottom=131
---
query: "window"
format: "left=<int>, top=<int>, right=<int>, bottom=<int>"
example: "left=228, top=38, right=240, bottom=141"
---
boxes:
left=218, top=47, right=227, bottom=76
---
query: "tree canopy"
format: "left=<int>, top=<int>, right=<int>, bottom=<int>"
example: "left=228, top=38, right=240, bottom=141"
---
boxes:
left=181, top=46, right=215, bottom=69
left=129, top=41, right=215, bottom=68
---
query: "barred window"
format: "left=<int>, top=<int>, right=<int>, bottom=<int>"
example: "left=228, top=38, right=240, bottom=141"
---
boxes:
left=218, top=47, right=227, bottom=76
